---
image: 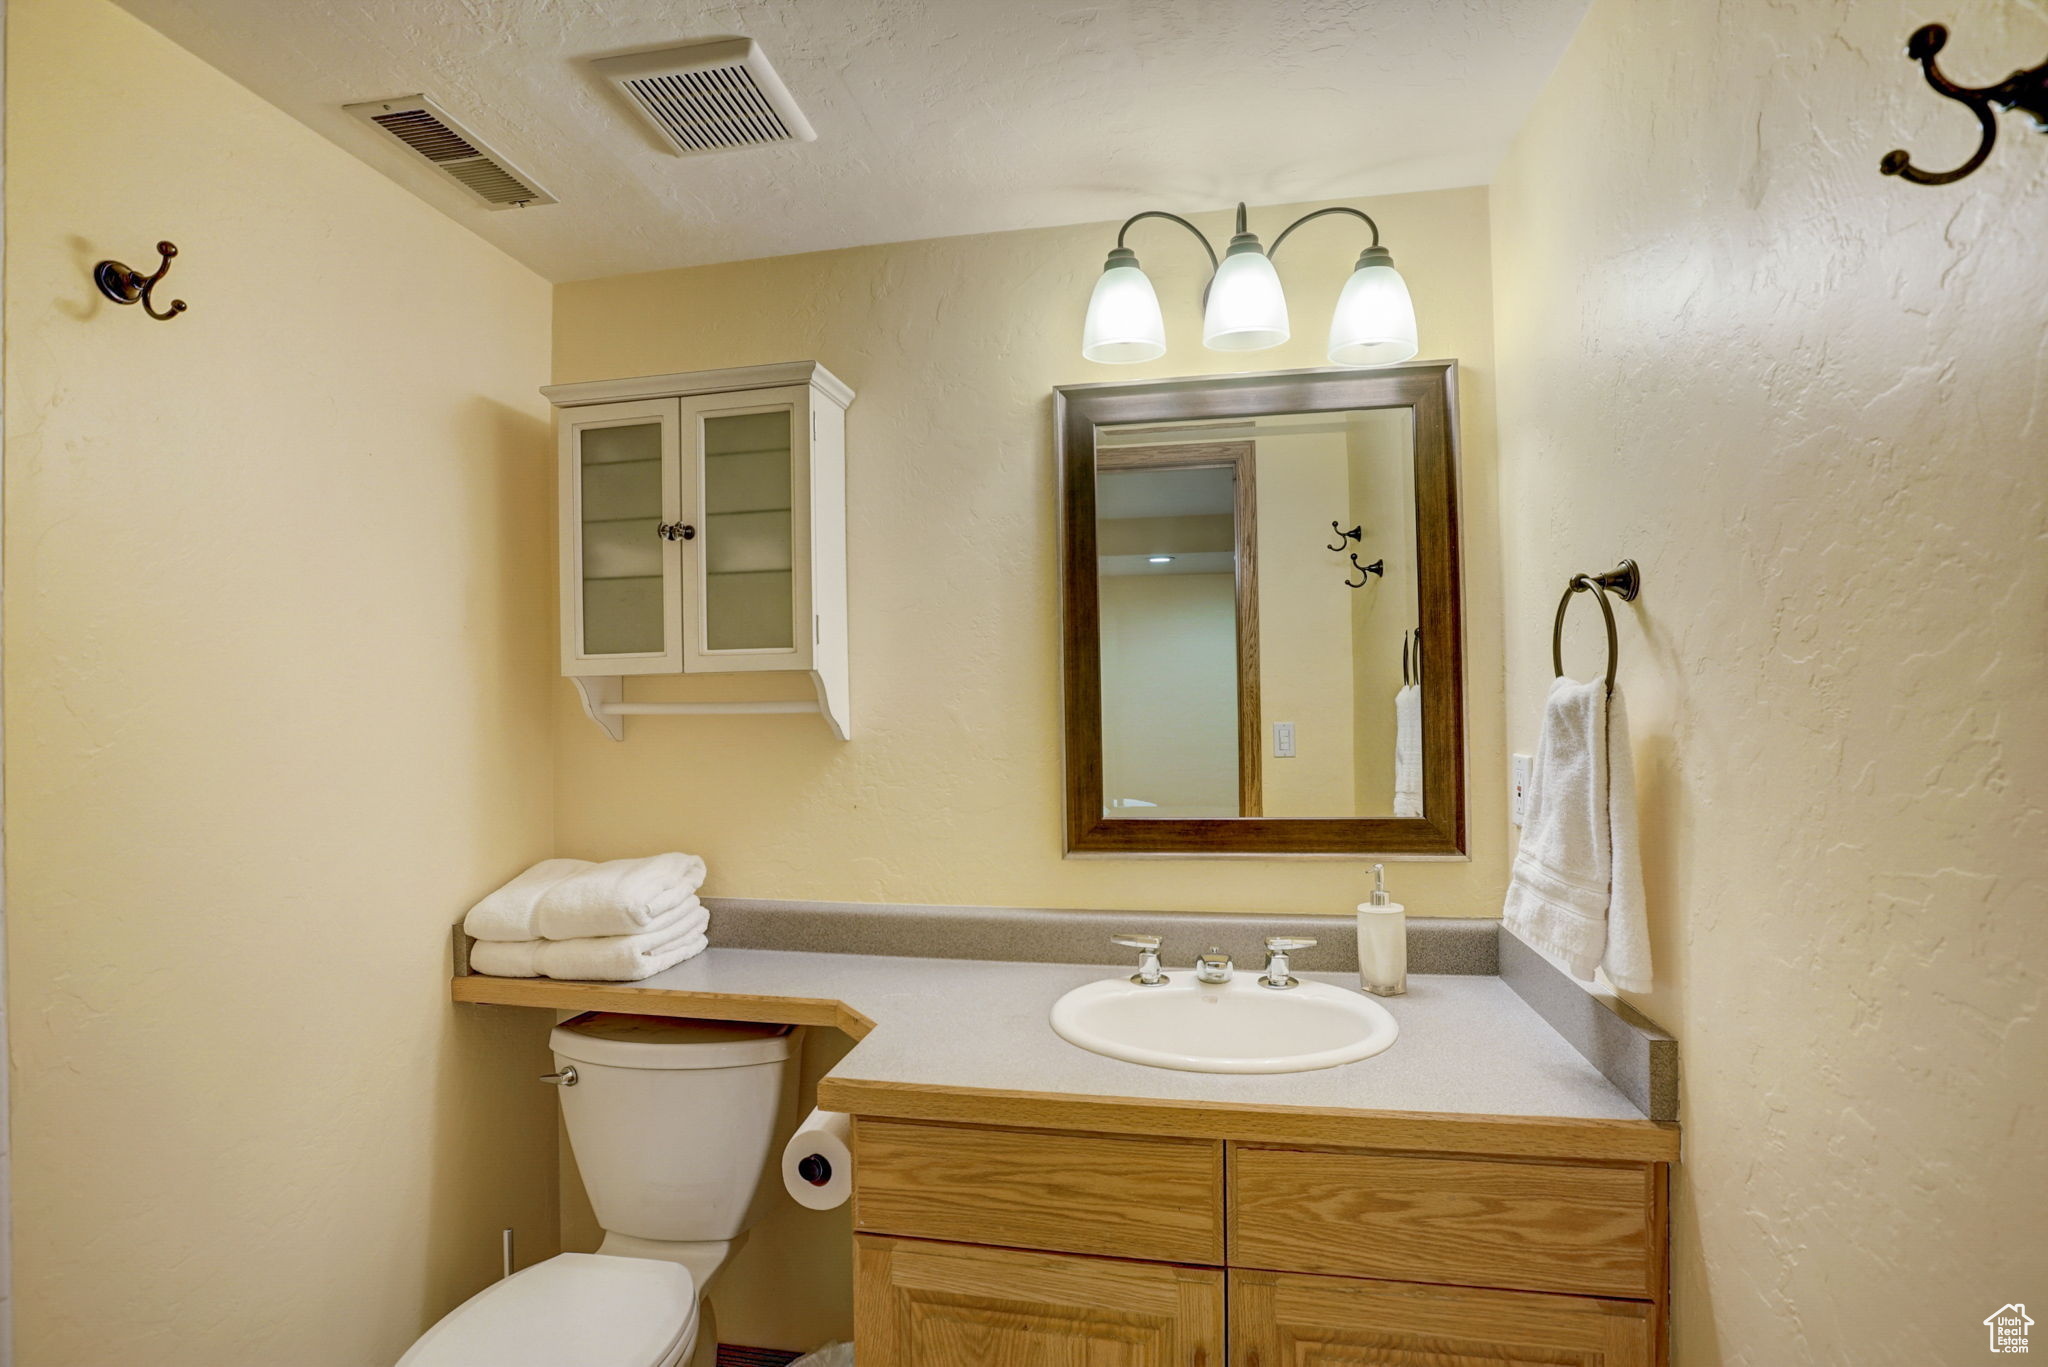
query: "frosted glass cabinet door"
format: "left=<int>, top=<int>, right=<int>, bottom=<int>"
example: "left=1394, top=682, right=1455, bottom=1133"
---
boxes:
left=559, top=398, right=683, bottom=675
left=679, top=387, right=812, bottom=672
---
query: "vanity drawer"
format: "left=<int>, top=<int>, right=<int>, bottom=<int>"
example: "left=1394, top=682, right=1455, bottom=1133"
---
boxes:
left=854, top=1118, right=1225, bottom=1265
left=1229, top=1145, right=1663, bottom=1298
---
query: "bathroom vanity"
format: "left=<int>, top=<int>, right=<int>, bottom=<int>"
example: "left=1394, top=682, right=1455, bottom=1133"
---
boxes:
left=854, top=1117, right=1662, bottom=1366
left=455, top=914, right=1675, bottom=1367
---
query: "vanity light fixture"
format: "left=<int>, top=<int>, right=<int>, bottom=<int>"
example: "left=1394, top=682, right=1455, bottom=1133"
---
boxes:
left=1080, top=202, right=1418, bottom=368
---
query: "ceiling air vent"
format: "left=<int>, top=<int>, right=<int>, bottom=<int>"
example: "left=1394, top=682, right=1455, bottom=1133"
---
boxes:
left=595, top=38, right=816, bottom=156
left=343, top=95, right=557, bottom=209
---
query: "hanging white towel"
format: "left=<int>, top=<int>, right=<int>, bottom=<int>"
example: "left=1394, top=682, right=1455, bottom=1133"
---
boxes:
left=1502, top=677, right=1651, bottom=992
left=463, top=853, right=708, bottom=941
left=1393, top=684, right=1424, bottom=818
left=468, top=902, right=711, bottom=981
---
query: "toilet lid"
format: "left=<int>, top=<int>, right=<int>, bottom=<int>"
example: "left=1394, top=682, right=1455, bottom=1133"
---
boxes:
left=397, top=1254, right=695, bottom=1367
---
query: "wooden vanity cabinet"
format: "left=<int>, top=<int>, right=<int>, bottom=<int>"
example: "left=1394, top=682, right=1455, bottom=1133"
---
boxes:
left=850, top=1117, right=1666, bottom=1367
left=856, top=1236, right=1225, bottom=1367
left=1233, top=1269, right=1656, bottom=1367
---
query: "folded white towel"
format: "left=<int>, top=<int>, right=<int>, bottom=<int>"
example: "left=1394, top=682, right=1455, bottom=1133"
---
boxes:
left=463, top=853, right=709, bottom=941
left=1502, top=677, right=1651, bottom=992
left=1393, top=684, right=1423, bottom=818
left=534, top=853, right=707, bottom=940
left=463, top=859, right=592, bottom=942
left=469, top=904, right=711, bottom=982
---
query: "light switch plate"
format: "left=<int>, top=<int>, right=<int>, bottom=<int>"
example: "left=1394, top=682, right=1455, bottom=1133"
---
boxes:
left=1511, top=753, right=1533, bottom=825
left=1274, top=722, right=1296, bottom=758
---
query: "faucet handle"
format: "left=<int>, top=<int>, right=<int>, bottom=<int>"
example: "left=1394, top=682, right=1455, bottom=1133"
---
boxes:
left=1260, top=937, right=1316, bottom=990
left=1112, top=933, right=1166, bottom=986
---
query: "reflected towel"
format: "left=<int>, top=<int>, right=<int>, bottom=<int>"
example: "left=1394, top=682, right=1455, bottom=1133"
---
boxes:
left=1393, top=684, right=1424, bottom=818
left=468, top=903, right=711, bottom=981
left=1502, top=677, right=1650, bottom=992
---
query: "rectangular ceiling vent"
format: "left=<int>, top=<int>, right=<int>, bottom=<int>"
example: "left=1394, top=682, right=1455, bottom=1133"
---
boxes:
left=595, top=38, right=816, bottom=156
left=343, top=95, right=557, bottom=209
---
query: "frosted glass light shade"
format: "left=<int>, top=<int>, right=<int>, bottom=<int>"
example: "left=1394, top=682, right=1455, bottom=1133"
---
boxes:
left=1202, top=244, right=1289, bottom=351
left=1081, top=249, right=1167, bottom=363
left=1327, top=247, right=1418, bottom=367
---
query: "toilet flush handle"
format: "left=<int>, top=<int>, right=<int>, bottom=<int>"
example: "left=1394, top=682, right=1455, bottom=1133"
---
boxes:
left=539, top=1066, right=578, bottom=1087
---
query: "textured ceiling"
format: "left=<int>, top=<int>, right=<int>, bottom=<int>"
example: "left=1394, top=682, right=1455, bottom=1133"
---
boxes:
left=113, top=0, right=1591, bottom=281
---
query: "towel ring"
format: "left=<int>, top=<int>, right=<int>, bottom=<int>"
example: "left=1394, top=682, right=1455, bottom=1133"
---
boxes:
left=1551, top=559, right=1640, bottom=695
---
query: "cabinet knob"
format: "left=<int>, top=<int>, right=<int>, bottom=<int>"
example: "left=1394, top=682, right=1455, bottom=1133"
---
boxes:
left=656, top=522, right=697, bottom=541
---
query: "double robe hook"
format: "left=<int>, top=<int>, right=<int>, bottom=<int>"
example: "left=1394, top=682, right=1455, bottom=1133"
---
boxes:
left=1882, top=24, right=2048, bottom=186
left=94, top=240, right=188, bottom=320
left=1329, top=523, right=1381, bottom=587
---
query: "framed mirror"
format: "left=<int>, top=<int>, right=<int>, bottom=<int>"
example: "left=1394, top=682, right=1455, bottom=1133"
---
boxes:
left=1057, top=363, right=1466, bottom=856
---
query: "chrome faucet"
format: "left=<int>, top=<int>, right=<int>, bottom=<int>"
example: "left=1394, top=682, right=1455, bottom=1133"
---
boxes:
left=1194, top=946, right=1234, bottom=984
left=1111, top=933, right=1166, bottom=985
left=1259, top=936, right=1317, bottom=990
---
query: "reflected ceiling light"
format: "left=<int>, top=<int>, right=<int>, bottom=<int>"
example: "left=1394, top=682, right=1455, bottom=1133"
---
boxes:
left=1080, top=203, right=1419, bottom=369
left=1147, top=555, right=1175, bottom=563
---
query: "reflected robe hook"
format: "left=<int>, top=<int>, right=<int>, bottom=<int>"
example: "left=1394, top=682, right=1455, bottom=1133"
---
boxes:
left=1881, top=24, right=2048, bottom=186
left=1327, top=522, right=1363, bottom=552
left=1346, top=554, right=1384, bottom=588
left=94, top=240, right=188, bottom=320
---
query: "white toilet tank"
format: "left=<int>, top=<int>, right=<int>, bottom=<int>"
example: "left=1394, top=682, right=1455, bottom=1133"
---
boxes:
left=550, top=1013, right=796, bottom=1243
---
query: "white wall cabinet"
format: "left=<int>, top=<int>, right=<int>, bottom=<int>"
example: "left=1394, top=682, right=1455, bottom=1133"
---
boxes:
left=544, top=361, right=852, bottom=740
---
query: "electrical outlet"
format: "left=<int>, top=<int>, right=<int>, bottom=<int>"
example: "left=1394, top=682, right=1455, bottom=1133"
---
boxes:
left=1511, top=753, right=1533, bottom=825
left=1274, top=722, right=1296, bottom=758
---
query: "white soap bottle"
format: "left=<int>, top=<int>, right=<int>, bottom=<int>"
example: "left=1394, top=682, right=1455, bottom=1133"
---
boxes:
left=1356, top=864, right=1407, bottom=996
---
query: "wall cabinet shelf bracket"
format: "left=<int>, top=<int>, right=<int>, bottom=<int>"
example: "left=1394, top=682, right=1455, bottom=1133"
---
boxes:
left=572, top=673, right=851, bottom=741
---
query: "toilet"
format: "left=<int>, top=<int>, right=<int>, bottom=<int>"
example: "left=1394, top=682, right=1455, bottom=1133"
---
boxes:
left=398, top=1012, right=798, bottom=1367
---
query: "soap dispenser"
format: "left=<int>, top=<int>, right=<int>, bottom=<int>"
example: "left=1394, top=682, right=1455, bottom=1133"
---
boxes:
left=1356, top=864, right=1407, bottom=996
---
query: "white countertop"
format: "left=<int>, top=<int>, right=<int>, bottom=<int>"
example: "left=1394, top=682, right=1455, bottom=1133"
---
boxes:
left=607, top=948, right=1648, bottom=1123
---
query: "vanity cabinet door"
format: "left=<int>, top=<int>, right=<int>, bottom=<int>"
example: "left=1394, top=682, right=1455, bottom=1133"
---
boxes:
left=1231, top=1269, right=1655, bottom=1367
left=856, top=1234, right=1225, bottom=1367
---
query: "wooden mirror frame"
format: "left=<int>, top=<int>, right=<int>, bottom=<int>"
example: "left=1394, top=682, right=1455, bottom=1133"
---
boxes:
left=1057, top=362, right=1467, bottom=857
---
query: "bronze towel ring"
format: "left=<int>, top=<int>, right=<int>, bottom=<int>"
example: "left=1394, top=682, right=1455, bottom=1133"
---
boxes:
left=1552, top=560, right=1641, bottom=695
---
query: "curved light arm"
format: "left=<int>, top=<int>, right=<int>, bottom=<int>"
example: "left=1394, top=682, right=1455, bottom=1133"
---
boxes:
left=1113, top=211, right=1220, bottom=274
left=1267, top=206, right=1382, bottom=261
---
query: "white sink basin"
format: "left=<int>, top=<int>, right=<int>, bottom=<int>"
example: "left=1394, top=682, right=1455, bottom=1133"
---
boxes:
left=1050, top=972, right=1399, bottom=1074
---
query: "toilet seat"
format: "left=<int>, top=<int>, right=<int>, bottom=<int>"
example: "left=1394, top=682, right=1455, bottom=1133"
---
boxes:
left=397, top=1253, right=697, bottom=1367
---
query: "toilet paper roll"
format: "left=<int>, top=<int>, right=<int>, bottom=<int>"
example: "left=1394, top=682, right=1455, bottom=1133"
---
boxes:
left=782, top=1107, right=854, bottom=1211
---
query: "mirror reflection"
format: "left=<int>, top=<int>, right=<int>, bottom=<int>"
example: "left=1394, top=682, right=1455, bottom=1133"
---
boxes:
left=1096, top=410, right=1421, bottom=821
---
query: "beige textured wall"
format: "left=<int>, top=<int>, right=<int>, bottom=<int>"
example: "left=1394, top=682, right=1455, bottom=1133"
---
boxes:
left=1100, top=573, right=1240, bottom=819
left=1348, top=409, right=1418, bottom=814
left=553, top=186, right=1505, bottom=916
left=4, top=1, right=560, bottom=1362
left=1253, top=431, right=1357, bottom=817
left=1491, top=1, right=2048, bottom=1361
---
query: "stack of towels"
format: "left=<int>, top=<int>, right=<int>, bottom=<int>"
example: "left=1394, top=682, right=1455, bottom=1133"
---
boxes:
left=464, top=854, right=709, bottom=982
